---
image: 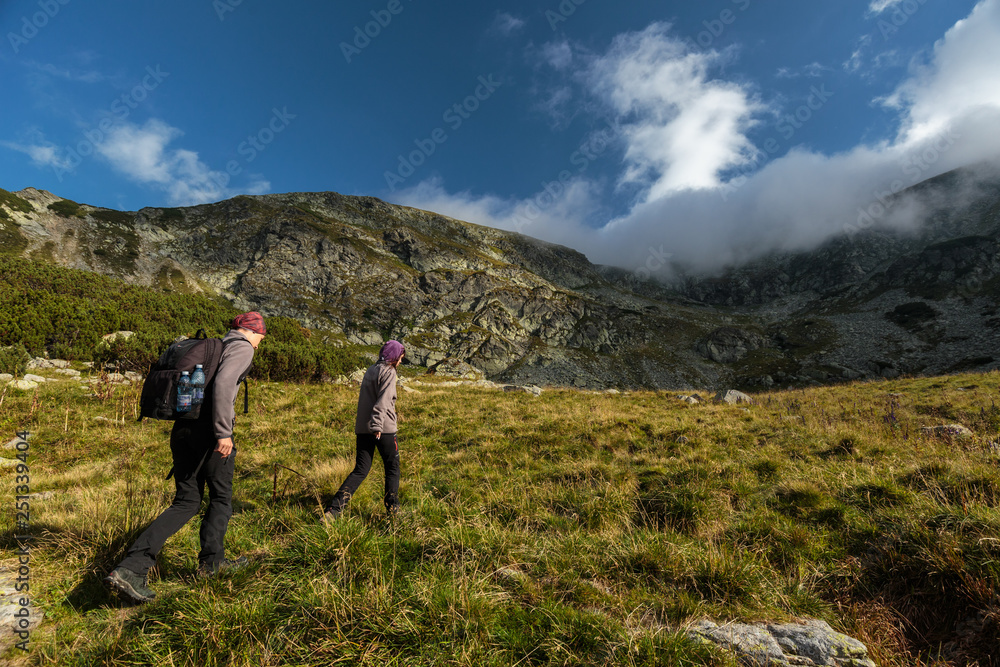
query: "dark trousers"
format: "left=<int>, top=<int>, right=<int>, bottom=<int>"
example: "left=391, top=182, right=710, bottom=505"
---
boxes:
left=119, top=421, right=235, bottom=574
left=328, top=433, right=400, bottom=512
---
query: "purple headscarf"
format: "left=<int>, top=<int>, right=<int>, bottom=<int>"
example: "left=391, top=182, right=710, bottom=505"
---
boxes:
left=232, top=311, right=267, bottom=335
left=379, top=340, right=405, bottom=365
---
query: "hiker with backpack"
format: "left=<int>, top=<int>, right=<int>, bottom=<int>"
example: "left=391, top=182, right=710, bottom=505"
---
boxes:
left=323, top=340, right=404, bottom=521
left=106, top=312, right=266, bottom=603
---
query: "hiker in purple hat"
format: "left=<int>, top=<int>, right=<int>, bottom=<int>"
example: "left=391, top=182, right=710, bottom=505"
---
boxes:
left=324, top=340, right=405, bottom=520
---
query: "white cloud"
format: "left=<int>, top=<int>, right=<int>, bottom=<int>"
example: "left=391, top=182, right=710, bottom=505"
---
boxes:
left=528, top=41, right=583, bottom=127
left=393, top=2, right=1000, bottom=276
left=777, top=62, right=831, bottom=79
left=843, top=35, right=872, bottom=73
left=541, top=41, right=574, bottom=70
left=883, top=0, right=1000, bottom=143
left=586, top=23, right=763, bottom=200
left=26, top=60, right=107, bottom=84
left=491, top=12, right=525, bottom=36
left=96, top=120, right=183, bottom=185
left=535, top=86, right=575, bottom=125
left=94, top=119, right=269, bottom=206
left=867, top=0, right=906, bottom=15
left=397, top=175, right=602, bottom=242
left=4, top=119, right=270, bottom=206
left=1, top=139, right=73, bottom=171
left=843, top=39, right=903, bottom=82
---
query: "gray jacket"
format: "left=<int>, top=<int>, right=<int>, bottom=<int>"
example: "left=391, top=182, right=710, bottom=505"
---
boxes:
left=355, top=361, right=397, bottom=434
left=211, top=331, right=256, bottom=439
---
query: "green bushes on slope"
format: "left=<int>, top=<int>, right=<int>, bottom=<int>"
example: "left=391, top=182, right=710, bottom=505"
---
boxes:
left=0, top=188, right=33, bottom=220
left=253, top=340, right=363, bottom=382
left=0, top=256, right=236, bottom=360
left=47, top=199, right=86, bottom=218
left=0, top=257, right=366, bottom=381
left=0, top=342, right=30, bottom=375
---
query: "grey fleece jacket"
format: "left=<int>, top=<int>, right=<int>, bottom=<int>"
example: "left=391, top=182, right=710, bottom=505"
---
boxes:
left=212, top=330, right=256, bottom=439
left=355, top=361, right=398, bottom=434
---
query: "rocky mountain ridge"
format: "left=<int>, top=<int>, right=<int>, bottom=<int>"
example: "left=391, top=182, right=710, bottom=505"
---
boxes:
left=2, top=164, right=998, bottom=389
left=663, top=164, right=1000, bottom=386
left=674, top=165, right=1000, bottom=307
left=1, top=187, right=721, bottom=388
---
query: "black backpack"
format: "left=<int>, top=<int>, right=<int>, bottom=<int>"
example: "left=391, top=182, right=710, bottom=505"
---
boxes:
left=138, top=330, right=249, bottom=421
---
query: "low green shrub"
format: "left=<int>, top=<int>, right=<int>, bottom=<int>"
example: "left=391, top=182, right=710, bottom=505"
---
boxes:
left=0, top=188, right=33, bottom=220
left=92, top=331, right=173, bottom=373
left=0, top=257, right=366, bottom=382
left=47, top=199, right=86, bottom=218
left=91, top=209, right=134, bottom=225
left=0, top=342, right=30, bottom=375
left=252, top=341, right=366, bottom=382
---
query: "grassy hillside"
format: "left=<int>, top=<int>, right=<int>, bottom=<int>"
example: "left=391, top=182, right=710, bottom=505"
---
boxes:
left=2, top=367, right=998, bottom=665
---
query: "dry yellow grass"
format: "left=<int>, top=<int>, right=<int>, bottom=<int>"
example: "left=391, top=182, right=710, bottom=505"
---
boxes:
left=1, top=369, right=998, bottom=665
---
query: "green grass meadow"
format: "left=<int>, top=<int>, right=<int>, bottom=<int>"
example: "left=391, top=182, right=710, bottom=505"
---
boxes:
left=2, top=368, right=999, bottom=665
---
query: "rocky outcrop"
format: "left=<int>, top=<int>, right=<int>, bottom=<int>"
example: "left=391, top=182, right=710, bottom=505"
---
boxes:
left=714, top=389, right=754, bottom=405
left=430, top=358, right=483, bottom=380
left=688, top=619, right=876, bottom=667
left=503, top=384, right=542, bottom=397
left=696, top=327, right=767, bottom=363
left=6, top=379, right=39, bottom=390
left=0, top=571, right=43, bottom=653
left=920, top=424, right=974, bottom=440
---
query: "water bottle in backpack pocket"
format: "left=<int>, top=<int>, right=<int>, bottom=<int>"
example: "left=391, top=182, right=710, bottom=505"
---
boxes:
left=177, top=371, right=193, bottom=413
left=191, top=364, right=206, bottom=406
left=138, top=329, right=252, bottom=421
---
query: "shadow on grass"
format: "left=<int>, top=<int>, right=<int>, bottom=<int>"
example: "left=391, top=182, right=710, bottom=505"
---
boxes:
left=0, top=524, right=143, bottom=611
left=268, top=491, right=325, bottom=514
left=66, top=525, right=152, bottom=611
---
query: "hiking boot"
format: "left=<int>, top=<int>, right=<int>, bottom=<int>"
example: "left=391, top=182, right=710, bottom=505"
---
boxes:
left=105, top=567, right=156, bottom=603
left=322, top=506, right=343, bottom=524
left=198, top=556, right=249, bottom=579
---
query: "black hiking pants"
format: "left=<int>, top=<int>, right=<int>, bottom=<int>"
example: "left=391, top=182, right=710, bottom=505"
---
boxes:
left=119, top=419, right=235, bottom=574
left=327, top=433, right=400, bottom=513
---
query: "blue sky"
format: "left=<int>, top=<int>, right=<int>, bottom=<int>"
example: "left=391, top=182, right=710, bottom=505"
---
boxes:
left=3, top=0, right=999, bottom=272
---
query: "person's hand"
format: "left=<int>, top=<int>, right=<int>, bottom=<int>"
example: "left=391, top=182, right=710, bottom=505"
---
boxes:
left=216, top=437, right=234, bottom=458
left=374, top=431, right=382, bottom=440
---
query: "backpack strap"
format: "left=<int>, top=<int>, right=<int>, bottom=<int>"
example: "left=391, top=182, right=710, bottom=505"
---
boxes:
left=240, top=377, right=249, bottom=415
left=200, top=338, right=226, bottom=388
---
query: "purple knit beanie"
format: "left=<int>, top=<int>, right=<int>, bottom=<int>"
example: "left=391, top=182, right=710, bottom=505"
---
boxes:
left=379, top=340, right=405, bottom=364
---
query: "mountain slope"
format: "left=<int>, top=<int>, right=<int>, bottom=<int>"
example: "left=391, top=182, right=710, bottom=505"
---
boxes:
left=0, top=188, right=723, bottom=388
left=2, top=164, right=998, bottom=389
left=666, top=164, right=1000, bottom=385
left=675, top=165, right=1000, bottom=307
